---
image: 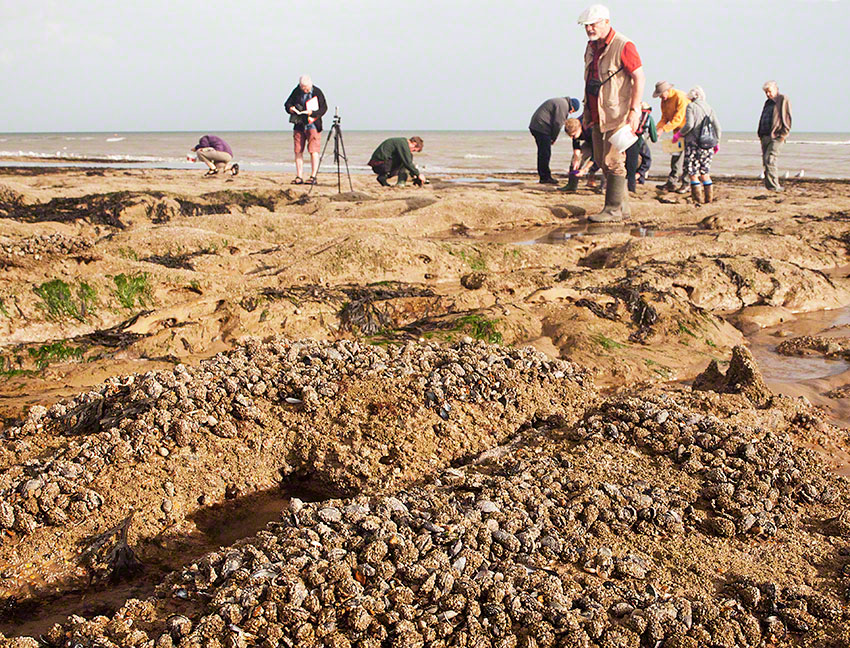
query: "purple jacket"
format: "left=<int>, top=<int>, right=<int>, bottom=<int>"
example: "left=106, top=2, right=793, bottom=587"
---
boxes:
left=194, top=135, right=233, bottom=156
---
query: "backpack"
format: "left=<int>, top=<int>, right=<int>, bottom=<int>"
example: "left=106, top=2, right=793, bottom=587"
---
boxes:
left=696, top=112, right=719, bottom=149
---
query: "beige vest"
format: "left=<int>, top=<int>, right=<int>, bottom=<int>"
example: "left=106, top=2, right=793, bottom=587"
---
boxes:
left=584, top=31, right=634, bottom=133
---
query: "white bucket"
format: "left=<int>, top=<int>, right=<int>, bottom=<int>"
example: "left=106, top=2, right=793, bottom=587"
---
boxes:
left=609, top=125, right=638, bottom=153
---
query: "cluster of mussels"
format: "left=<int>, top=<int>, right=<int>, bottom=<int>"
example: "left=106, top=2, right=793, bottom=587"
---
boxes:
left=1, top=338, right=587, bottom=538
left=0, top=232, right=92, bottom=259
left=39, top=388, right=850, bottom=648
left=0, top=457, right=102, bottom=535
left=575, top=393, right=844, bottom=539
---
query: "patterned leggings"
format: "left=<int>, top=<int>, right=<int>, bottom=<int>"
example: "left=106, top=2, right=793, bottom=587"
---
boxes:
left=684, top=145, right=714, bottom=176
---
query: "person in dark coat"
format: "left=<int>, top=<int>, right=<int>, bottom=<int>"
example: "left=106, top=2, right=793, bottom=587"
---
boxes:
left=528, top=97, right=580, bottom=185
left=284, top=74, right=328, bottom=185
left=368, top=137, right=425, bottom=187
left=625, top=102, right=657, bottom=192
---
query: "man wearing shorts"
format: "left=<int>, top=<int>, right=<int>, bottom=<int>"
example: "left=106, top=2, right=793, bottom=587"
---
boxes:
left=284, top=74, right=328, bottom=185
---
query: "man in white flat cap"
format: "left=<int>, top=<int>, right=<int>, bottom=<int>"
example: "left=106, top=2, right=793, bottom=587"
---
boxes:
left=578, top=4, right=645, bottom=222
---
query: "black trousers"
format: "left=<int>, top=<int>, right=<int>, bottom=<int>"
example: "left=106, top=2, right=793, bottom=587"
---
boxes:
left=530, top=128, right=553, bottom=181
left=369, top=158, right=407, bottom=182
left=626, top=139, right=652, bottom=191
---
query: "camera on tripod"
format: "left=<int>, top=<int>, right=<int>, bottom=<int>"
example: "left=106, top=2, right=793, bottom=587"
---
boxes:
left=305, top=105, right=352, bottom=195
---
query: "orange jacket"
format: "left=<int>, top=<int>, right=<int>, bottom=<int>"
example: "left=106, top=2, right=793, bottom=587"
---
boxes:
left=657, top=88, right=690, bottom=133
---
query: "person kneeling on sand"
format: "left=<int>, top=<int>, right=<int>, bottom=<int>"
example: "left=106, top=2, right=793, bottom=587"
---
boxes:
left=678, top=86, right=721, bottom=204
left=192, top=135, right=238, bottom=177
left=368, top=136, right=426, bottom=187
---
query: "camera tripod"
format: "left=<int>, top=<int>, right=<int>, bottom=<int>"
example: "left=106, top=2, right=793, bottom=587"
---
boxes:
left=308, top=107, right=352, bottom=195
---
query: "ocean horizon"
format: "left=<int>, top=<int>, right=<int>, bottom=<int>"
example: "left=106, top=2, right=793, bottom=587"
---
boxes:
left=2, top=130, right=849, bottom=179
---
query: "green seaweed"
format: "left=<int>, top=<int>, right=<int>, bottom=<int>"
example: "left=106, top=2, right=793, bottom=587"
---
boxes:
left=34, top=279, right=96, bottom=321
left=28, top=341, right=86, bottom=370
left=592, top=334, right=626, bottom=350
left=453, top=314, right=502, bottom=344
left=113, top=272, right=152, bottom=309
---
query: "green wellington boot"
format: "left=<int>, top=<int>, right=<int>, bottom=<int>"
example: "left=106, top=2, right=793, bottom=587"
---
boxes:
left=589, top=175, right=626, bottom=223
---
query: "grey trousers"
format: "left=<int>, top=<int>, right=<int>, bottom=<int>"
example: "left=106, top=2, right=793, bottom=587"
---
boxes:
left=197, top=147, right=232, bottom=171
left=666, top=151, right=685, bottom=184
left=760, top=135, right=784, bottom=190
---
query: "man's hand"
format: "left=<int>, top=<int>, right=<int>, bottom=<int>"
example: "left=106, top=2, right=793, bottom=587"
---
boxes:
left=289, top=106, right=297, bottom=114
left=628, top=109, right=640, bottom=133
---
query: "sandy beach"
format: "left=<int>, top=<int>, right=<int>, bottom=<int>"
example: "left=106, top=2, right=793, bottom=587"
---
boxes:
left=2, top=167, right=850, bottom=645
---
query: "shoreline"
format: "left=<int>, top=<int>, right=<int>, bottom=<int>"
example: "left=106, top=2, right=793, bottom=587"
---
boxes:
left=3, top=162, right=850, bottom=184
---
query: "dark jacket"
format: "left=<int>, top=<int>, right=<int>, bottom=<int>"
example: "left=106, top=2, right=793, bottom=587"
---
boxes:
left=768, top=94, right=792, bottom=141
left=529, top=97, right=574, bottom=143
left=284, top=85, right=329, bottom=132
left=193, top=135, right=232, bottom=156
left=369, top=137, right=419, bottom=176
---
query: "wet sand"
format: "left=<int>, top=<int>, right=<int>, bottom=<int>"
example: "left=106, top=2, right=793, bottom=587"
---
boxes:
left=1, top=167, right=850, bottom=645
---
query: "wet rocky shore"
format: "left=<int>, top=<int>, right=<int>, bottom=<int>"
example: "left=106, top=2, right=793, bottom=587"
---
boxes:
left=1, top=169, right=849, bottom=646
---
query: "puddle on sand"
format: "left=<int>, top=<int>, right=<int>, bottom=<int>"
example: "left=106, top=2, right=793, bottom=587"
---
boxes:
left=747, top=306, right=850, bottom=383
left=443, top=177, right=525, bottom=185
left=516, top=224, right=697, bottom=245
left=745, top=305, right=850, bottom=432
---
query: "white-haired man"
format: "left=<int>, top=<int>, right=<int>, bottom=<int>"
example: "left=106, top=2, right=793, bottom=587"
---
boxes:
left=284, top=75, right=328, bottom=185
left=758, top=81, right=792, bottom=192
left=578, top=4, right=646, bottom=222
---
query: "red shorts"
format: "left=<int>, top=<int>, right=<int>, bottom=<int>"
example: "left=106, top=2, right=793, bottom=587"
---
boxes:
left=293, top=128, right=321, bottom=155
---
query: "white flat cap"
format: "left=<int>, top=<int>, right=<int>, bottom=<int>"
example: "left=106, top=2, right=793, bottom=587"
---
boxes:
left=577, top=4, right=610, bottom=24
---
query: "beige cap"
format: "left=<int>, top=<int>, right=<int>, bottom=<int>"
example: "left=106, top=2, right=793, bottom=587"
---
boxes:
left=653, top=81, right=673, bottom=98
left=577, top=4, right=610, bottom=25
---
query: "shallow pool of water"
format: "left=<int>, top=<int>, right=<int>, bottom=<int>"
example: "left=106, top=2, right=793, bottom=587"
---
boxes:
left=746, top=305, right=850, bottom=382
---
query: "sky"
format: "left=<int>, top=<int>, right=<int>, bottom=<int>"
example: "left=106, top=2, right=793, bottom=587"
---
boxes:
left=1, top=0, right=848, bottom=133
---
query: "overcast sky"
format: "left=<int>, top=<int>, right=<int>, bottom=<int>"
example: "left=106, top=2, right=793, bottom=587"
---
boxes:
left=1, top=0, right=847, bottom=132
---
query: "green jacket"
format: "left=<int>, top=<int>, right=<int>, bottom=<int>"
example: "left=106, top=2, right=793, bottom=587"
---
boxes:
left=640, top=114, right=658, bottom=143
left=369, top=137, right=419, bottom=176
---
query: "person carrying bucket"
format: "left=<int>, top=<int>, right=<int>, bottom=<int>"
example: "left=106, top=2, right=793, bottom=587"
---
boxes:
left=577, top=4, right=646, bottom=223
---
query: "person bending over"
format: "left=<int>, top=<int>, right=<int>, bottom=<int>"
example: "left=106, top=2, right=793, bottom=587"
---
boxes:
left=653, top=81, right=690, bottom=193
left=528, top=96, right=580, bottom=185
left=284, top=74, right=328, bottom=185
left=193, top=135, right=238, bottom=177
left=563, top=117, right=600, bottom=193
left=368, top=136, right=426, bottom=187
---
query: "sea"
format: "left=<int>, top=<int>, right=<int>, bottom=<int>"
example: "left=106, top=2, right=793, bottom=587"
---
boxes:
left=1, top=131, right=848, bottom=179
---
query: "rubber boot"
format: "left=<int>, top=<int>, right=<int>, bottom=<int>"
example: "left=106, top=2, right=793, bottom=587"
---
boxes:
left=562, top=173, right=579, bottom=193
left=377, top=174, right=390, bottom=187
left=589, top=175, right=625, bottom=223
left=396, top=168, right=409, bottom=187
left=703, top=183, right=714, bottom=204
left=690, top=183, right=703, bottom=204
left=621, top=185, right=632, bottom=218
